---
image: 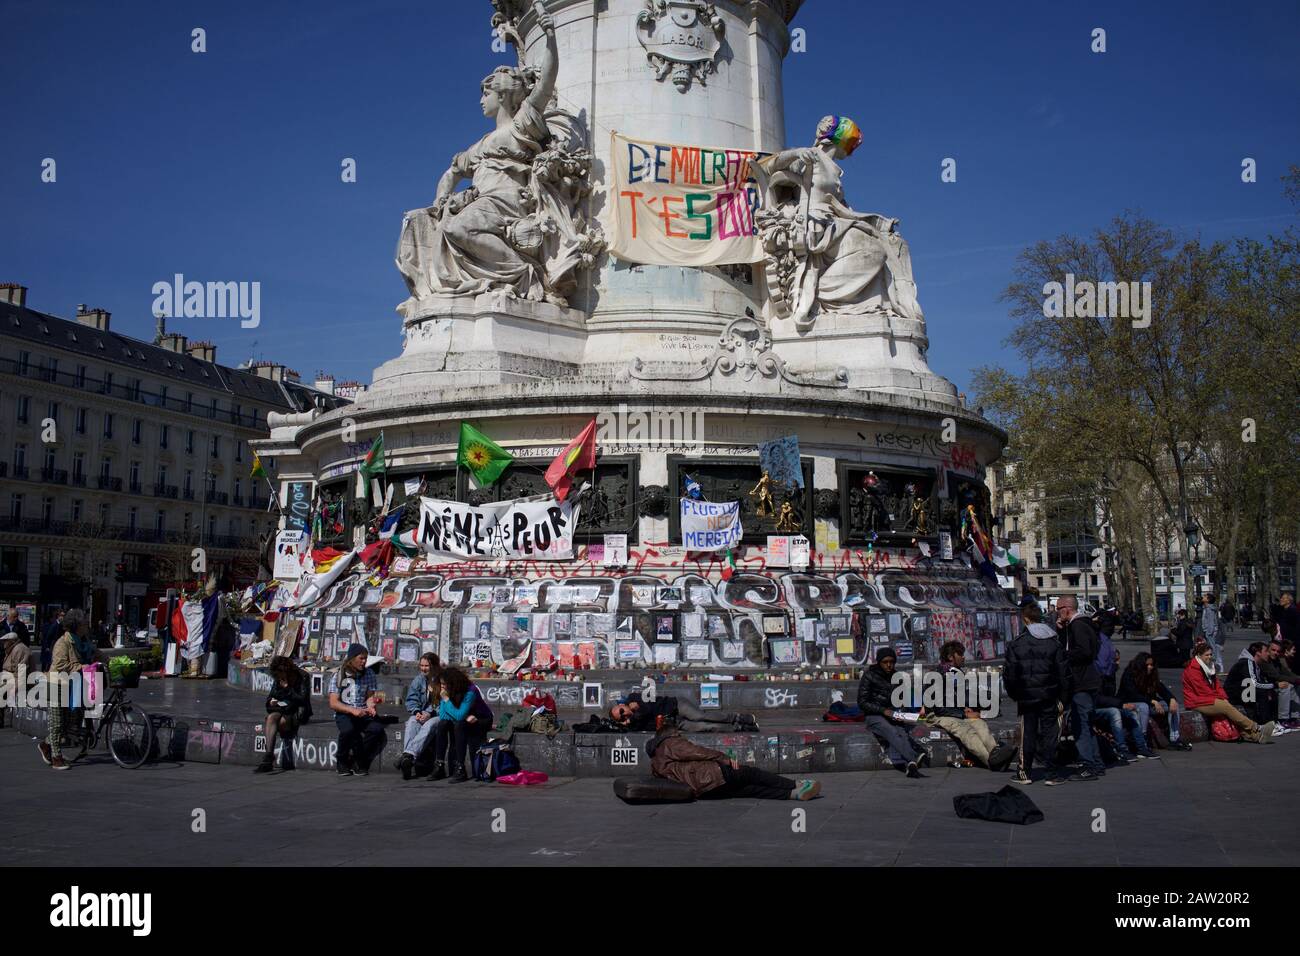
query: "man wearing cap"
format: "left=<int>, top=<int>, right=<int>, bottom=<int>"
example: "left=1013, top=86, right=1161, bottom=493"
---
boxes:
left=857, top=646, right=930, bottom=777
left=328, top=643, right=384, bottom=776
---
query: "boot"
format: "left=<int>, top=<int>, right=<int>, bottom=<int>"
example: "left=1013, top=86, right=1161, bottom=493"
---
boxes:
left=448, top=762, right=470, bottom=783
left=399, top=754, right=414, bottom=780
left=428, top=760, right=447, bottom=781
left=253, top=755, right=274, bottom=774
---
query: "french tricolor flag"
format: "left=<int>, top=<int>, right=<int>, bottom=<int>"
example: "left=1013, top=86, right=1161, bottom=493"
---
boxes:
left=171, top=593, right=222, bottom=663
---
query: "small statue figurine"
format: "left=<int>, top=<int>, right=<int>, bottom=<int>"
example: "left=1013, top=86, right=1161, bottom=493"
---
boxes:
left=775, top=500, right=800, bottom=533
left=749, top=471, right=775, bottom=518
left=904, top=482, right=930, bottom=535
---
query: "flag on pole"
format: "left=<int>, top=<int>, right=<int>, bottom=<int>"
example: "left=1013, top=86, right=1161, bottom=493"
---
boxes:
left=458, top=423, right=513, bottom=487
left=359, top=433, right=386, bottom=477
left=544, top=418, right=597, bottom=502
left=251, top=453, right=268, bottom=480
left=683, top=474, right=703, bottom=500
left=720, top=547, right=737, bottom=581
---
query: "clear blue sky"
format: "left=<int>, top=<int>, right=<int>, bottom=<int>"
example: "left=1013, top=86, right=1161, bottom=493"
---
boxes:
left=3, top=0, right=1296, bottom=394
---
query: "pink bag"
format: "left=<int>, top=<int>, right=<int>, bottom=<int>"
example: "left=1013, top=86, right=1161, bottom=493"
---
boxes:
left=496, top=771, right=548, bottom=786
left=1208, top=717, right=1240, bottom=742
left=81, top=663, right=101, bottom=707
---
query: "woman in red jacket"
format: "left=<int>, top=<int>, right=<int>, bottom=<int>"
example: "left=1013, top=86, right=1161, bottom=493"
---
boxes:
left=1182, top=641, right=1273, bottom=744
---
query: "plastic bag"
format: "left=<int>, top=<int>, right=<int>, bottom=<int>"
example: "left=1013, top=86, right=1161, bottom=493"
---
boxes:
left=496, top=771, right=549, bottom=786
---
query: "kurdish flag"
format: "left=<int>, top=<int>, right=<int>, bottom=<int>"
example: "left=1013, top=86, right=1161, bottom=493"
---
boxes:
left=359, top=433, right=386, bottom=477
left=250, top=453, right=268, bottom=480
left=544, top=418, right=597, bottom=502
left=458, top=423, right=513, bottom=487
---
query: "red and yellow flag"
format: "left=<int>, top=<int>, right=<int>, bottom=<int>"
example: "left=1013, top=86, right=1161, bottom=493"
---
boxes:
left=544, top=418, right=597, bottom=502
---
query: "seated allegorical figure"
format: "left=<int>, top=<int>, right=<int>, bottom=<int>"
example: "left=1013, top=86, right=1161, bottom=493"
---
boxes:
left=394, top=7, right=601, bottom=312
left=757, top=115, right=923, bottom=330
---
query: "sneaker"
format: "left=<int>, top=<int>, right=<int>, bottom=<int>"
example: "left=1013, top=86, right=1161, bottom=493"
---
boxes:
left=790, top=779, right=821, bottom=801
left=354, top=766, right=371, bottom=776
left=1009, top=771, right=1033, bottom=785
left=37, top=741, right=52, bottom=765
left=51, top=757, right=70, bottom=770
left=1068, top=769, right=1100, bottom=782
left=336, top=765, right=355, bottom=776
left=1136, top=750, right=1159, bottom=760
left=1044, top=775, right=1067, bottom=786
left=1112, top=754, right=1131, bottom=766
left=1169, top=741, right=1192, bottom=751
left=904, top=761, right=921, bottom=779
left=918, top=750, right=932, bottom=769
left=1269, top=721, right=1287, bottom=737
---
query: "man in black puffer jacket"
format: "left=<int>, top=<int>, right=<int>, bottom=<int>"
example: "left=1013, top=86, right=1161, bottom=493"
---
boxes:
left=857, top=647, right=929, bottom=777
left=1004, top=603, right=1068, bottom=785
left=1057, top=596, right=1105, bottom=780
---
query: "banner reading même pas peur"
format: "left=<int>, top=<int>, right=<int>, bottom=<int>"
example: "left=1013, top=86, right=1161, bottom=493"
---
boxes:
left=417, top=494, right=581, bottom=561
left=608, top=131, right=767, bottom=267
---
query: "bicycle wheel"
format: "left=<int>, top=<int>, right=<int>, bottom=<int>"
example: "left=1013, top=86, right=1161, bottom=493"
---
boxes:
left=107, top=701, right=154, bottom=769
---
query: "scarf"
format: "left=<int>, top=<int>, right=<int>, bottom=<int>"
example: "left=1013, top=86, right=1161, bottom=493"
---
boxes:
left=1197, top=656, right=1216, bottom=683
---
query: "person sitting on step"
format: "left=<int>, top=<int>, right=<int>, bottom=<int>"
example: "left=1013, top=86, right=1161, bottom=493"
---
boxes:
left=858, top=646, right=931, bottom=778
left=396, top=652, right=443, bottom=780
left=1183, top=641, right=1274, bottom=744
left=925, top=640, right=1016, bottom=771
left=254, top=656, right=311, bottom=773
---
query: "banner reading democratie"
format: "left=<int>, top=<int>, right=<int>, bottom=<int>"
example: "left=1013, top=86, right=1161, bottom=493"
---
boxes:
left=417, top=494, right=581, bottom=561
left=680, top=498, right=743, bottom=551
left=609, top=131, right=767, bottom=267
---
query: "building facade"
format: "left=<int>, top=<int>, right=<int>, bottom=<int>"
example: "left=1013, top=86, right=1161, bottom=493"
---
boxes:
left=0, top=284, right=346, bottom=631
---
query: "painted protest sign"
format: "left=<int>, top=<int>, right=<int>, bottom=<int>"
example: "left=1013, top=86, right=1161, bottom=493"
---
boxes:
left=273, top=530, right=306, bottom=580
left=417, top=494, right=581, bottom=561
left=680, top=498, right=743, bottom=551
left=609, top=131, right=766, bottom=266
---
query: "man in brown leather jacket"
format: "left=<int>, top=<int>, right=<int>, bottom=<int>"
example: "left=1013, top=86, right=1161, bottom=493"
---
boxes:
left=649, top=727, right=820, bottom=800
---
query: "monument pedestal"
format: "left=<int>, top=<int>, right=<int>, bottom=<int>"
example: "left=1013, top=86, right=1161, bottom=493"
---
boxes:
left=373, top=292, right=588, bottom=390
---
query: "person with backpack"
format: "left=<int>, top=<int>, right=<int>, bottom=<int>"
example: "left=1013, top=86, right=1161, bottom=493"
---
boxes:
left=1119, top=652, right=1191, bottom=751
left=429, top=667, right=493, bottom=783
left=648, top=725, right=820, bottom=801
left=396, top=652, right=442, bottom=780
left=255, top=656, right=311, bottom=773
left=1004, top=603, right=1069, bottom=785
left=1056, top=595, right=1105, bottom=781
left=1182, top=641, right=1273, bottom=744
left=328, top=643, right=385, bottom=776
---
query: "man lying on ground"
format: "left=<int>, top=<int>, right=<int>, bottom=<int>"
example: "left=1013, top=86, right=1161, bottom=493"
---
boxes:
left=648, top=724, right=819, bottom=801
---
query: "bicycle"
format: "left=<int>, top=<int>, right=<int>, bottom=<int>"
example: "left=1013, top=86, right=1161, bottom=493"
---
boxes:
left=66, top=671, right=155, bottom=769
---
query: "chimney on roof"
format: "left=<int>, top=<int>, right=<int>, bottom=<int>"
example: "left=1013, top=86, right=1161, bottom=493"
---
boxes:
left=0, top=284, right=27, bottom=308
left=314, top=373, right=336, bottom=396
left=186, top=340, right=216, bottom=363
left=75, top=304, right=111, bottom=331
left=250, top=360, right=285, bottom=382
left=159, top=332, right=189, bottom=354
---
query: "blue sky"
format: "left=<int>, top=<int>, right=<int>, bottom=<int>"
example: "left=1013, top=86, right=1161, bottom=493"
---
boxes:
left=2, top=0, right=1296, bottom=395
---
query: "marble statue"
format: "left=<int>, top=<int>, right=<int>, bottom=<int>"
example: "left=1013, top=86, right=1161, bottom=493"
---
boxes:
left=757, top=115, right=923, bottom=330
left=395, top=2, right=603, bottom=313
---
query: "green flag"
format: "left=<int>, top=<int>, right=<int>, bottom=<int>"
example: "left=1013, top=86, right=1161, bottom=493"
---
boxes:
left=359, top=433, right=385, bottom=477
left=457, top=422, right=513, bottom=487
